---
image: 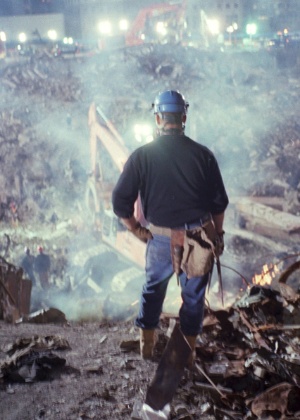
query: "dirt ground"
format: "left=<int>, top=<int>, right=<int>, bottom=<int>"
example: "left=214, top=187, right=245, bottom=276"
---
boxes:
left=0, top=315, right=216, bottom=420
left=0, top=318, right=144, bottom=420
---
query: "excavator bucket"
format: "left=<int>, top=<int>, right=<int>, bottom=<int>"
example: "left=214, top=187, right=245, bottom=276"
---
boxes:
left=145, top=323, right=191, bottom=411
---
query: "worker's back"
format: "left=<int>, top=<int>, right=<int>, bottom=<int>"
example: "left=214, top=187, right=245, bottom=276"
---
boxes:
left=34, top=252, right=50, bottom=273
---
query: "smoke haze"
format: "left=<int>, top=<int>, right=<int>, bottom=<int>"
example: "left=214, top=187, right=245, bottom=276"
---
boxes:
left=1, top=10, right=300, bottom=320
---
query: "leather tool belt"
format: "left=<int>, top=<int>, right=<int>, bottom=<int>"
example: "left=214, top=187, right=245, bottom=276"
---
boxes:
left=149, top=214, right=215, bottom=277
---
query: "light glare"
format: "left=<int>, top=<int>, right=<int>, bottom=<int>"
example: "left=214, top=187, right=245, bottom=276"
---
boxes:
left=98, top=21, right=112, bottom=35
left=19, top=32, right=27, bottom=43
left=134, top=124, right=153, bottom=143
left=119, top=19, right=129, bottom=31
left=48, top=29, right=57, bottom=40
left=207, top=19, right=220, bottom=35
left=63, top=37, right=74, bottom=44
left=156, top=22, right=167, bottom=36
left=246, top=23, right=257, bottom=36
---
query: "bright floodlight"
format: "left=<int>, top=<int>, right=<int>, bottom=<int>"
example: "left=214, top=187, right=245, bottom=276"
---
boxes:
left=48, top=29, right=57, bottom=40
left=119, top=19, right=129, bottom=31
left=0, top=31, right=6, bottom=42
left=98, top=21, right=112, bottom=35
left=207, top=19, right=220, bottom=35
left=63, top=37, right=74, bottom=44
left=134, top=124, right=153, bottom=143
left=19, top=32, right=27, bottom=43
left=156, top=21, right=167, bottom=36
left=246, top=23, right=257, bottom=36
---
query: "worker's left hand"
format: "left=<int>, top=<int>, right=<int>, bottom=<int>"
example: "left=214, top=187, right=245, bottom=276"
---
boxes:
left=215, top=231, right=225, bottom=257
left=130, top=222, right=153, bottom=243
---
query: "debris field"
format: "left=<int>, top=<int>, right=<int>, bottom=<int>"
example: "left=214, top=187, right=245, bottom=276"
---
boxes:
left=0, top=42, right=300, bottom=419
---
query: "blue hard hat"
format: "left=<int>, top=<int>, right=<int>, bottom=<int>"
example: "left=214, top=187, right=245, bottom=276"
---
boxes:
left=152, top=90, right=189, bottom=114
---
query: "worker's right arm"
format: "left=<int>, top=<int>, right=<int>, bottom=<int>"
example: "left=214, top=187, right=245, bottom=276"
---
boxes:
left=112, top=155, right=139, bottom=220
left=212, top=212, right=225, bottom=235
left=121, top=216, right=153, bottom=243
left=121, top=215, right=139, bottom=231
left=112, top=154, right=152, bottom=243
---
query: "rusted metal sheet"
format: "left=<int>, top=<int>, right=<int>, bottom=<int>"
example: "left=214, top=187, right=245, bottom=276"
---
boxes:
left=4, top=274, right=32, bottom=317
left=0, top=257, right=32, bottom=322
left=145, top=323, right=191, bottom=411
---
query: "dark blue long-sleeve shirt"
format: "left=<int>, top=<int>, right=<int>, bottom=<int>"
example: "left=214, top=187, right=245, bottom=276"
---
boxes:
left=112, top=134, right=229, bottom=228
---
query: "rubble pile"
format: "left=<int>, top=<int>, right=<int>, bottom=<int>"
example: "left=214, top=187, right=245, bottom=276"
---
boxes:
left=1, top=52, right=81, bottom=101
left=249, top=119, right=300, bottom=215
left=0, top=52, right=88, bottom=220
left=185, top=282, right=300, bottom=419
left=0, top=110, right=54, bottom=225
left=127, top=276, right=300, bottom=419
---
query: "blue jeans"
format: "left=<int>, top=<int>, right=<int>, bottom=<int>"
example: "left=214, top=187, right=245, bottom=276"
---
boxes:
left=135, top=233, right=210, bottom=336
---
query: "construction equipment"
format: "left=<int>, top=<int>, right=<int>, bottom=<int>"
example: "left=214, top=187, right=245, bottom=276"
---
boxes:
left=125, top=1, right=187, bottom=47
left=125, top=0, right=211, bottom=48
left=86, top=102, right=146, bottom=268
left=96, top=1, right=211, bottom=51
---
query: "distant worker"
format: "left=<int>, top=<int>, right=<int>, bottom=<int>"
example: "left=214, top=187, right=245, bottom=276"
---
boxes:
left=34, top=246, right=51, bottom=290
left=20, top=247, right=37, bottom=286
left=112, top=90, right=229, bottom=364
left=9, top=200, right=18, bottom=227
left=66, top=113, right=72, bottom=128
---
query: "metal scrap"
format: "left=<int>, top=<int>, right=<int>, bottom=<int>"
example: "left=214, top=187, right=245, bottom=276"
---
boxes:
left=0, top=334, right=71, bottom=383
left=250, top=382, right=296, bottom=418
left=0, top=256, right=31, bottom=322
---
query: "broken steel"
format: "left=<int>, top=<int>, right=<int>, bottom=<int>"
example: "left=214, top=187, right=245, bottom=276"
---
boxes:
left=195, top=362, right=226, bottom=398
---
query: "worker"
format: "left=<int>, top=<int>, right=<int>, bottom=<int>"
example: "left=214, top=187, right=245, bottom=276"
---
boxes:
left=9, top=200, right=18, bottom=227
left=34, top=246, right=51, bottom=290
left=112, top=90, right=229, bottom=364
left=20, top=247, right=37, bottom=286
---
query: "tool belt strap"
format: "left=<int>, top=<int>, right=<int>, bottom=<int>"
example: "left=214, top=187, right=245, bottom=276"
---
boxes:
left=149, top=224, right=173, bottom=237
left=149, top=219, right=211, bottom=238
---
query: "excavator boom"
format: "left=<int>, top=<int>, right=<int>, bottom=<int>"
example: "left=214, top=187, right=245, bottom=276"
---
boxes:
left=87, top=102, right=146, bottom=268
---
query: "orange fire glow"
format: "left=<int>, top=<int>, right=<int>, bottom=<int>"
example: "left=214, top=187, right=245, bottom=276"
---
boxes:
left=252, top=264, right=279, bottom=286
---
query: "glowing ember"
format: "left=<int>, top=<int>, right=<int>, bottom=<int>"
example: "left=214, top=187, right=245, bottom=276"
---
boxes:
left=252, top=263, right=279, bottom=286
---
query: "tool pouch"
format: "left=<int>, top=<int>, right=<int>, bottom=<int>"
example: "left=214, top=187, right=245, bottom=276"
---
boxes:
left=170, top=230, right=185, bottom=275
left=181, top=221, right=216, bottom=278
